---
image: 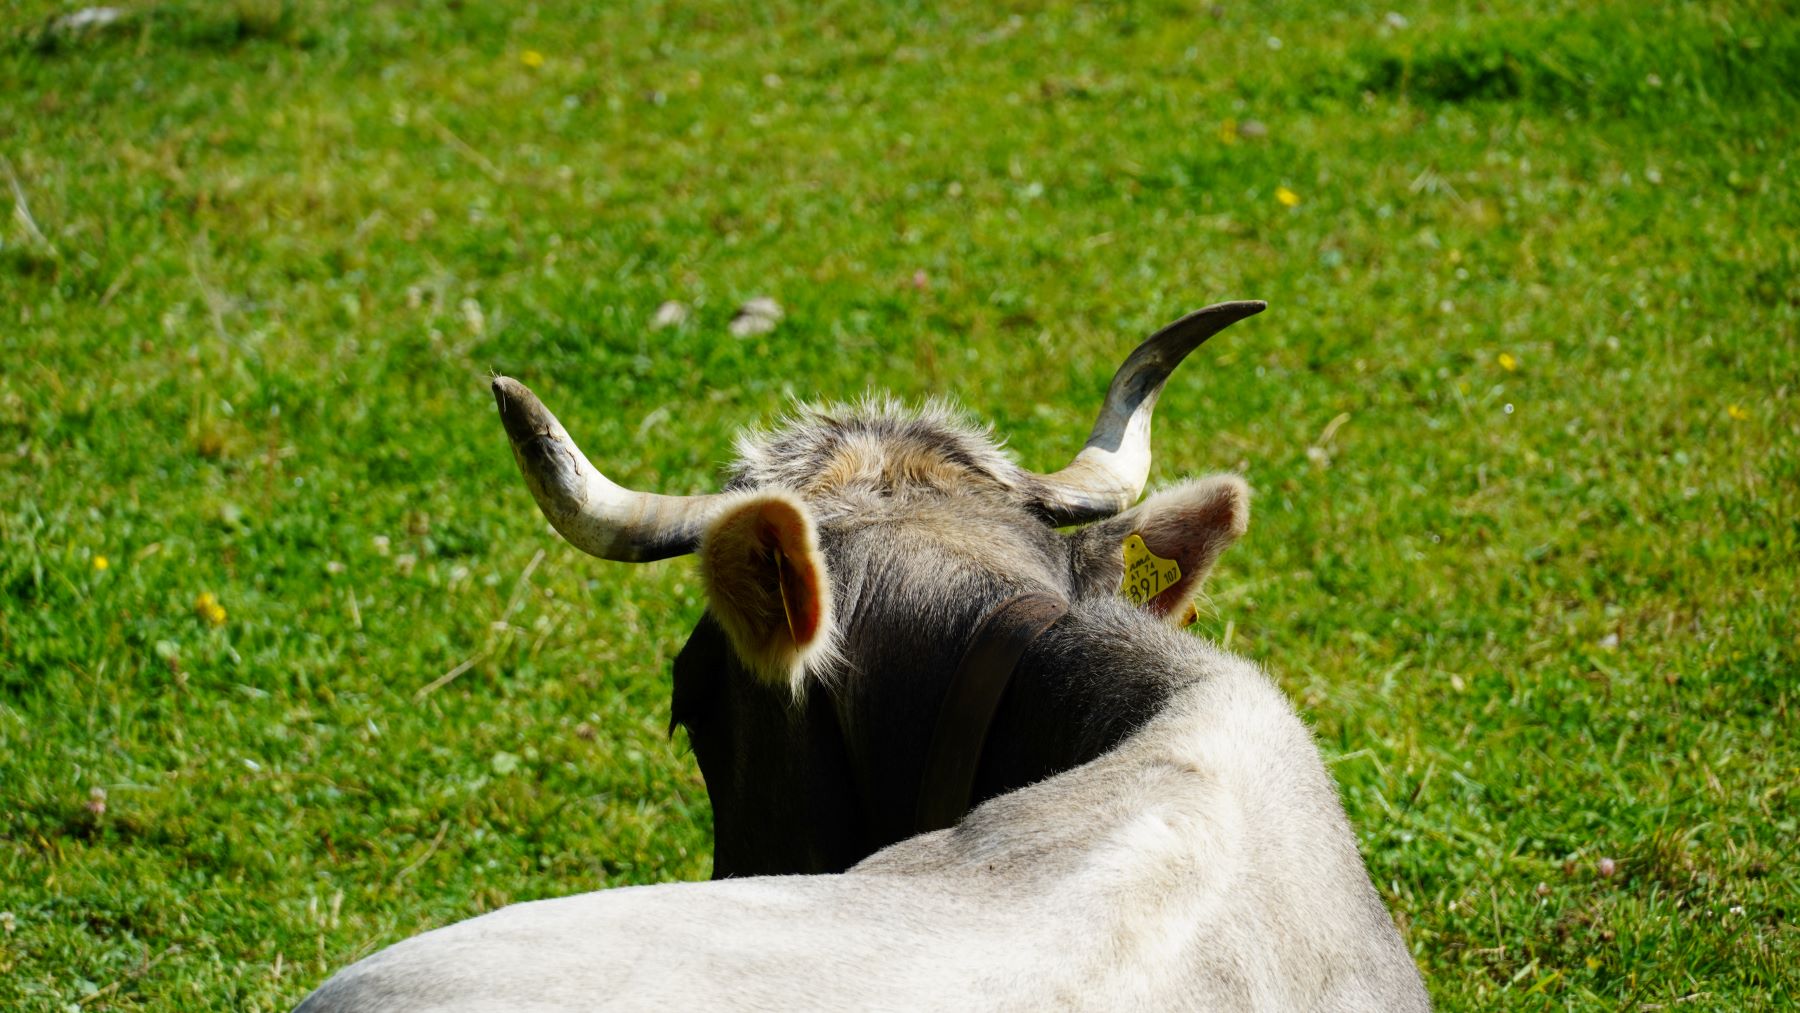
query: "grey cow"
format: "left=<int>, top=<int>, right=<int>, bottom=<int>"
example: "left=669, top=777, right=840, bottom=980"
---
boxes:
left=297, top=301, right=1430, bottom=1011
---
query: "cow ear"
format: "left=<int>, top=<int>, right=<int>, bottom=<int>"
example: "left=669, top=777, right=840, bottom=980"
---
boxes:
left=1067, top=475, right=1249, bottom=625
left=697, top=491, right=835, bottom=696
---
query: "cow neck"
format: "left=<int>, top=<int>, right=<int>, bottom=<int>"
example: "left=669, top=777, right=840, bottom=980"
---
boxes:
left=914, top=590, right=1069, bottom=834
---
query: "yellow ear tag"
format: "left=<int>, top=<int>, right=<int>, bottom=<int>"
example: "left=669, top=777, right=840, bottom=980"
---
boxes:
left=1121, top=534, right=1182, bottom=608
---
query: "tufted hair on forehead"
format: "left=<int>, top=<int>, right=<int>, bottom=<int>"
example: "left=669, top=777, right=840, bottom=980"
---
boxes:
left=725, top=395, right=1034, bottom=509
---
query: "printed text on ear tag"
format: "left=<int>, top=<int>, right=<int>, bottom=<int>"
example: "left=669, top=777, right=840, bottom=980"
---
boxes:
left=1121, top=534, right=1182, bottom=608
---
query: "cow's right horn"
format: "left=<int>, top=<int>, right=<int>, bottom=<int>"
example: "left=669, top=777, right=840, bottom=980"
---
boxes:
left=492, top=377, right=728, bottom=562
left=1026, top=300, right=1266, bottom=525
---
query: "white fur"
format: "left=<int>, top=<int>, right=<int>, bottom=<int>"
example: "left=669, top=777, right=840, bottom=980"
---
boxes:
left=296, top=652, right=1428, bottom=1012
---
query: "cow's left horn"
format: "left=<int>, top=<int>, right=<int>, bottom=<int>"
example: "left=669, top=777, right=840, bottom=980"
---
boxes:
left=1026, top=300, right=1266, bottom=525
left=492, top=376, right=728, bottom=562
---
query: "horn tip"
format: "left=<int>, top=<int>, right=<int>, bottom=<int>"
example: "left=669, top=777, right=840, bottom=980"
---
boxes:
left=491, top=374, right=525, bottom=401
left=490, top=375, right=558, bottom=444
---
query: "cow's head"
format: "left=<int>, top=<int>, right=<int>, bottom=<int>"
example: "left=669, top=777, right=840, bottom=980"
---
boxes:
left=494, top=301, right=1262, bottom=876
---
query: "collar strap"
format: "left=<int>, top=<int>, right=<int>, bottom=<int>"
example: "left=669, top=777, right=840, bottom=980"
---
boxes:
left=915, top=591, right=1069, bottom=834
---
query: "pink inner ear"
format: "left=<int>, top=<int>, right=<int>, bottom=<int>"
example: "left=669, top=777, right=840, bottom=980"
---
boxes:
left=1135, top=482, right=1246, bottom=619
left=1142, top=547, right=1203, bottom=620
left=757, top=504, right=825, bottom=648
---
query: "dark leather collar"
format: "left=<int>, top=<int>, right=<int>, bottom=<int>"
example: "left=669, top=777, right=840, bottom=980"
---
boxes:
left=915, top=591, right=1069, bottom=833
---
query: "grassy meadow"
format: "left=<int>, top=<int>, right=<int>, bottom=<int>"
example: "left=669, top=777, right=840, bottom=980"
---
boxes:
left=2, top=0, right=1796, bottom=1008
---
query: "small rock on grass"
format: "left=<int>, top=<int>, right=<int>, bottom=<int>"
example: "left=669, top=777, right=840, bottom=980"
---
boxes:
left=650, top=300, right=690, bottom=330
left=728, top=296, right=783, bottom=338
left=38, top=7, right=132, bottom=50
left=51, top=7, right=126, bottom=36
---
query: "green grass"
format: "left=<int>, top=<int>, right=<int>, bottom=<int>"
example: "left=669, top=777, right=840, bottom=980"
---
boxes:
left=2, top=0, right=1795, bottom=1008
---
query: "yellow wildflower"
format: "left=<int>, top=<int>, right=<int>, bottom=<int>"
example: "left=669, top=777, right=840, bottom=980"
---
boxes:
left=93, top=555, right=109, bottom=571
left=195, top=591, right=228, bottom=627
left=1726, top=404, right=1748, bottom=421
left=1218, top=118, right=1238, bottom=145
left=520, top=50, right=545, bottom=68
left=1497, top=352, right=1518, bottom=372
left=1275, top=186, right=1300, bottom=207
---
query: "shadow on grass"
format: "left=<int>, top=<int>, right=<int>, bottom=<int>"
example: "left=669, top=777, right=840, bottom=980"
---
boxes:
left=1317, top=10, right=1800, bottom=117
left=21, top=0, right=315, bottom=56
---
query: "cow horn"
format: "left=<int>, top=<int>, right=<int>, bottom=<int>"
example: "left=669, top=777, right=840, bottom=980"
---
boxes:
left=1027, top=300, right=1266, bottom=524
left=492, top=376, right=728, bottom=562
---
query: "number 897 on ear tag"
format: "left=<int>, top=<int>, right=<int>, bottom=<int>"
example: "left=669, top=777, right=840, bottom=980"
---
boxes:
left=1121, top=534, right=1181, bottom=608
